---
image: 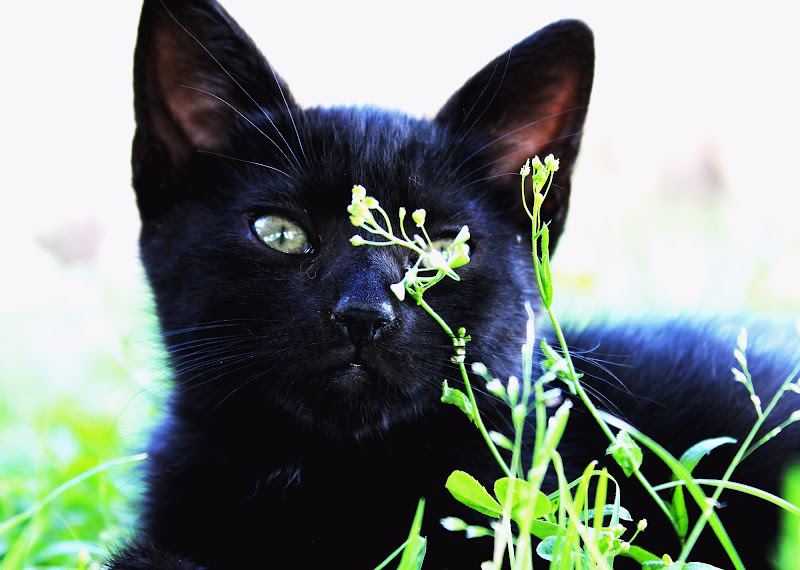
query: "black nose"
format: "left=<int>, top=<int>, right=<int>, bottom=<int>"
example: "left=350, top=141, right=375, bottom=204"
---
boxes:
left=332, top=297, right=396, bottom=345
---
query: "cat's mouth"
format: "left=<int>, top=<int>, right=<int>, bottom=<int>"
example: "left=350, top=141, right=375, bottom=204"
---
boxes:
left=327, top=362, right=373, bottom=392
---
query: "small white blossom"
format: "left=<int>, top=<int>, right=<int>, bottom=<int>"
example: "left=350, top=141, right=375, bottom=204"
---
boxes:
left=352, top=185, right=366, bottom=200
left=543, top=153, right=560, bottom=172
left=440, top=517, right=468, bottom=532
left=389, top=281, right=406, bottom=301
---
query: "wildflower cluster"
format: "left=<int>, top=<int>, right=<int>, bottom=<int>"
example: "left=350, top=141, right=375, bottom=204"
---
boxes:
left=349, top=158, right=800, bottom=570
left=348, top=185, right=470, bottom=302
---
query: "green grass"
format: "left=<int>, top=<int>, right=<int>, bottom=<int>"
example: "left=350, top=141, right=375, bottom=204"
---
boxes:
left=0, top=266, right=160, bottom=568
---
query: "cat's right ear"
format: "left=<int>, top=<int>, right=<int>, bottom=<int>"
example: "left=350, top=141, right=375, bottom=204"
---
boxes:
left=132, top=0, right=294, bottom=217
left=435, top=21, right=594, bottom=250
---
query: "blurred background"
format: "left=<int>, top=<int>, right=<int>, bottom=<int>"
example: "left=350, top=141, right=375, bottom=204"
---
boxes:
left=1, top=0, right=798, bottom=566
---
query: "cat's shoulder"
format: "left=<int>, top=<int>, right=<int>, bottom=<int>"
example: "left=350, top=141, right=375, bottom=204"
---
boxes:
left=562, top=314, right=799, bottom=380
left=558, top=314, right=800, bottom=432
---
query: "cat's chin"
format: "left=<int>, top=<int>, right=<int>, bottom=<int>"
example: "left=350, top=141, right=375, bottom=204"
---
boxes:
left=281, top=364, right=433, bottom=441
left=327, top=363, right=372, bottom=393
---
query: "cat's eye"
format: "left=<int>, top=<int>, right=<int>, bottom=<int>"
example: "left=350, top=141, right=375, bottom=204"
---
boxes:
left=252, top=215, right=313, bottom=254
left=422, top=236, right=471, bottom=268
left=428, top=237, right=467, bottom=255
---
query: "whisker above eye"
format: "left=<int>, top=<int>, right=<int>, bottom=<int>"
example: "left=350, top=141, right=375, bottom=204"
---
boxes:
left=196, top=151, right=293, bottom=179
left=180, top=85, right=301, bottom=172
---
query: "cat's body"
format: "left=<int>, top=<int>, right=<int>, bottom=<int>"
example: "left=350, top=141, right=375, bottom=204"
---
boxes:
left=110, top=1, right=799, bottom=568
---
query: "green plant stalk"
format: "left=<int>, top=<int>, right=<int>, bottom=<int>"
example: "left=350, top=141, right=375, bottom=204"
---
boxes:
left=600, top=412, right=744, bottom=569
left=742, top=360, right=800, bottom=460
left=524, top=170, right=676, bottom=532
left=0, top=453, right=148, bottom=536
left=407, top=287, right=511, bottom=478
left=654, top=479, right=800, bottom=515
left=506, top=306, right=539, bottom=568
left=678, top=359, right=800, bottom=562
left=551, top=454, right=613, bottom=570
left=373, top=543, right=408, bottom=570
left=526, top=162, right=800, bottom=567
left=541, top=295, right=675, bottom=526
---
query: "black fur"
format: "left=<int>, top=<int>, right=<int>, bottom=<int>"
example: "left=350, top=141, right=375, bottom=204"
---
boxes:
left=109, top=1, right=799, bottom=568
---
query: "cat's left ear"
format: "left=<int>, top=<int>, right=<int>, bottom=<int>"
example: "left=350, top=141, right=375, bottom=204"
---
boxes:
left=132, top=0, right=296, bottom=217
left=435, top=20, right=594, bottom=247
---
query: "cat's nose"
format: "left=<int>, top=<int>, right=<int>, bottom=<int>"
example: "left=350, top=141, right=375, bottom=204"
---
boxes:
left=332, top=297, right=396, bottom=345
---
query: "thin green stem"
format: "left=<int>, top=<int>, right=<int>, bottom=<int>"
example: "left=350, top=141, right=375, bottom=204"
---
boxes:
left=679, top=359, right=800, bottom=562
left=410, top=290, right=511, bottom=477
left=600, top=412, right=744, bottom=569
left=526, top=167, right=676, bottom=533
left=0, top=453, right=148, bottom=536
left=549, top=303, right=675, bottom=523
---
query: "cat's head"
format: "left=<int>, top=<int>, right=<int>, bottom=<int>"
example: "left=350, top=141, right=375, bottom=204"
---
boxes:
left=132, top=0, right=594, bottom=439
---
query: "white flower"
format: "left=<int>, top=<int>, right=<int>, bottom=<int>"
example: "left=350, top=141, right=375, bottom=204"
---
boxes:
left=351, top=185, right=367, bottom=201
left=390, top=281, right=406, bottom=301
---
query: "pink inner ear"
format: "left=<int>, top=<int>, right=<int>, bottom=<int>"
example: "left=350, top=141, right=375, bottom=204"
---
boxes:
left=488, top=70, right=584, bottom=179
left=167, top=83, right=229, bottom=150
left=151, top=32, right=233, bottom=163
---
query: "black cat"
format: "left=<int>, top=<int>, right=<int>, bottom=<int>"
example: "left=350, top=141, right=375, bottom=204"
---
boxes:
left=110, top=1, right=800, bottom=568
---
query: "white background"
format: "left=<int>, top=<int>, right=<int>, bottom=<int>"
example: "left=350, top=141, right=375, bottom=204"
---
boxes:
left=1, top=1, right=798, bottom=314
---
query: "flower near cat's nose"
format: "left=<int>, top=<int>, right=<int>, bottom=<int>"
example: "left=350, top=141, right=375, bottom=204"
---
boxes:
left=332, top=297, right=396, bottom=345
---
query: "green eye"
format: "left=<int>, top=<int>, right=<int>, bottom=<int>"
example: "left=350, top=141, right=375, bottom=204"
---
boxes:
left=429, top=237, right=471, bottom=256
left=253, top=215, right=313, bottom=254
left=422, top=237, right=471, bottom=268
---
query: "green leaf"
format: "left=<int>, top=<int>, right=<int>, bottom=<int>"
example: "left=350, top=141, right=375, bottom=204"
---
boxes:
left=396, top=499, right=427, bottom=570
left=440, top=381, right=474, bottom=421
left=678, top=437, right=736, bottom=474
left=607, top=429, right=643, bottom=477
left=621, top=545, right=664, bottom=564
left=539, top=223, right=550, bottom=255
left=672, top=485, right=689, bottom=540
left=538, top=226, right=553, bottom=306
left=528, top=520, right=563, bottom=540
left=493, top=478, right=551, bottom=525
left=535, top=536, right=557, bottom=561
left=445, top=471, right=502, bottom=518
left=671, top=437, right=736, bottom=539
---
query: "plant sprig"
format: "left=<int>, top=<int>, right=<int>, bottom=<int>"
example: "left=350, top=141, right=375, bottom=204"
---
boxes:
left=349, top=155, right=800, bottom=570
left=348, top=185, right=470, bottom=302
left=348, top=185, right=510, bottom=479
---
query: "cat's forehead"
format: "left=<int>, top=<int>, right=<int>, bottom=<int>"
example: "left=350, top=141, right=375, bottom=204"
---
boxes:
left=244, top=106, right=464, bottom=215
left=302, top=106, right=450, bottom=181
